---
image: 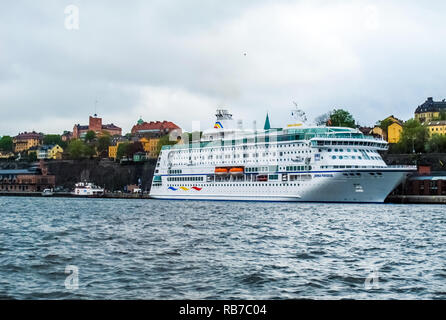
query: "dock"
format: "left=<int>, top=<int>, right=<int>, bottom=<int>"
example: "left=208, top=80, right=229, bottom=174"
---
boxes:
left=0, top=192, right=152, bottom=199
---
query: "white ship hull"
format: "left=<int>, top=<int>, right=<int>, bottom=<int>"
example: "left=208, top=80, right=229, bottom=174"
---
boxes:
left=150, top=169, right=411, bottom=203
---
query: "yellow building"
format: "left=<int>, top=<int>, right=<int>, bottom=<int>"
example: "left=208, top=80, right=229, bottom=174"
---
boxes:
left=13, top=132, right=43, bottom=153
left=387, top=122, right=403, bottom=143
left=37, top=145, right=64, bottom=160
left=0, top=151, right=14, bottom=159
left=427, top=120, right=446, bottom=136
left=140, top=137, right=160, bottom=158
left=108, top=142, right=121, bottom=160
left=372, top=115, right=403, bottom=143
left=415, top=97, right=446, bottom=123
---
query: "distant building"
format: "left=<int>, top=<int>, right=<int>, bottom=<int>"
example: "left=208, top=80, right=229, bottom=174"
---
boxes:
left=371, top=115, right=403, bottom=143
left=415, top=97, right=446, bottom=123
left=0, top=151, right=14, bottom=159
left=13, top=131, right=43, bottom=153
left=61, top=131, right=73, bottom=142
left=108, top=143, right=121, bottom=160
left=140, top=137, right=159, bottom=159
left=37, top=145, right=64, bottom=160
left=131, top=118, right=181, bottom=138
left=73, top=114, right=122, bottom=139
left=0, top=162, right=55, bottom=192
left=427, top=120, right=446, bottom=136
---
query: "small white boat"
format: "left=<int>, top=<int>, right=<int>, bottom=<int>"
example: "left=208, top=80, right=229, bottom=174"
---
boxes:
left=41, top=189, right=54, bottom=196
left=72, top=182, right=104, bottom=196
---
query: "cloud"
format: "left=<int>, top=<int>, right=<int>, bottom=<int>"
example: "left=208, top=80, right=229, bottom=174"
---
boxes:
left=1, top=0, right=446, bottom=135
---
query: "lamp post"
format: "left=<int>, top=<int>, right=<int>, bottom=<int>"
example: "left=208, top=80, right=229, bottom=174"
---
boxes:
left=412, top=137, right=415, bottom=154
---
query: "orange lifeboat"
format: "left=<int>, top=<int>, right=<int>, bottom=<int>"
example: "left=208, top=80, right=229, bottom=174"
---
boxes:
left=215, top=168, right=229, bottom=175
left=229, top=167, right=244, bottom=175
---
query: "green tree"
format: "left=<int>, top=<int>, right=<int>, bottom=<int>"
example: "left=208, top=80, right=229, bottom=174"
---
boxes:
left=85, top=130, right=96, bottom=142
left=67, top=139, right=86, bottom=159
left=116, top=142, right=131, bottom=160
left=83, top=144, right=97, bottom=158
left=97, top=134, right=111, bottom=155
left=377, top=118, right=393, bottom=132
left=426, top=134, right=446, bottom=153
left=393, top=119, right=429, bottom=153
left=127, top=141, right=144, bottom=158
left=43, top=134, right=67, bottom=149
left=28, top=151, right=37, bottom=162
left=0, top=136, right=13, bottom=151
left=156, top=134, right=179, bottom=155
left=328, top=109, right=356, bottom=128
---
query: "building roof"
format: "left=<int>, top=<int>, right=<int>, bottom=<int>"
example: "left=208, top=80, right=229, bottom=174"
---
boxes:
left=132, top=120, right=180, bottom=134
left=0, top=169, right=34, bottom=175
left=102, top=124, right=121, bottom=130
left=14, top=131, right=43, bottom=140
left=74, top=124, right=89, bottom=130
left=38, top=144, right=60, bottom=151
left=415, top=97, right=446, bottom=114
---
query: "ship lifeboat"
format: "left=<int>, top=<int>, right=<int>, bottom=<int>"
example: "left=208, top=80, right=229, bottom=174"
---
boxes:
left=215, top=168, right=229, bottom=175
left=229, top=167, right=244, bottom=176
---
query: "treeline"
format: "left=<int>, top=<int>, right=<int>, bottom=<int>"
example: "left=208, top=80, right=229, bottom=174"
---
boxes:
left=66, top=131, right=112, bottom=159
left=388, top=119, right=446, bottom=153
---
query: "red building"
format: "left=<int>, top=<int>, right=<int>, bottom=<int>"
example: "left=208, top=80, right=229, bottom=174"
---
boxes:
left=0, top=161, right=55, bottom=192
left=73, top=114, right=122, bottom=139
left=131, top=118, right=182, bottom=138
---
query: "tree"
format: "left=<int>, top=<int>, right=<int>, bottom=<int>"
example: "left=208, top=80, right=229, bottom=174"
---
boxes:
left=377, top=118, right=394, bottom=132
left=426, top=134, right=446, bottom=153
left=67, top=139, right=86, bottom=159
left=127, top=141, right=144, bottom=158
left=28, top=151, right=37, bottom=162
left=116, top=142, right=131, bottom=160
left=85, top=130, right=96, bottom=142
left=97, top=134, right=111, bottom=155
left=156, top=134, right=179, bottom=155
left=393, top=119, right=429, bottom=153
left=0, top=136, right=13, bottom=151
left=329, top=109, right=356, bottom=128
left=43, top=134, right=67, bottom=149
left=83, top=144, right=97, bottom=158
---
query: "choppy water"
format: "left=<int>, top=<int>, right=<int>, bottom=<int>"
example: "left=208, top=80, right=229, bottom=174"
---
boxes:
left=0, top=197, right=445, bottom=299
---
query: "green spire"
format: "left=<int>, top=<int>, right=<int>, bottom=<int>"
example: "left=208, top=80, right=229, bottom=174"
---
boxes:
left=264, top=113, right=271, bottom=130
left=137, top=117, right=144, bottom=125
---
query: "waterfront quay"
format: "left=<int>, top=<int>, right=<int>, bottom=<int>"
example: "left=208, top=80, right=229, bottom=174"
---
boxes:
left=0, top=191, right=151, bottom=199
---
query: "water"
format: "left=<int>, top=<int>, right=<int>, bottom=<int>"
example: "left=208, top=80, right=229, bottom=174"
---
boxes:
left=0, top=197, right=445, bottom=299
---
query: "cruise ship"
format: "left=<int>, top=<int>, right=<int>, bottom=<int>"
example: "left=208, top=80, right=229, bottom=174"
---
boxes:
left=149, top=109, right=415, bottom=202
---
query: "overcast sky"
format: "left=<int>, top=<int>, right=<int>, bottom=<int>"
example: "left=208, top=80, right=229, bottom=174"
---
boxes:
left=1, top=0, right=446, bottom=136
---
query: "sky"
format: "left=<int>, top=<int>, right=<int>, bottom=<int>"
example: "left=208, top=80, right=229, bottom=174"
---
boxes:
left=1, top=0, right=446, bottom=136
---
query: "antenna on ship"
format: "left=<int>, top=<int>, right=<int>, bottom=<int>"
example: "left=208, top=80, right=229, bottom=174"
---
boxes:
left=288, top=101, right=307, bottom=127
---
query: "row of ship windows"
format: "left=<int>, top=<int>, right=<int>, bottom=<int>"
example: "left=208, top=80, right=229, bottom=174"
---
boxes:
left=165, top=143, right=309, bottom=154
left=320, top=165, right=387, bottom=169
left=331, top=155, right=381, bottom=160
left=167, top=176, right=204, bottom=182
left=322, top=148, right=378, bottom=154
left=166, top=159, right=312, bottom=166
left=166, top=183, right=307, bottom=187
left=170, top=150, right=312, bottom=161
